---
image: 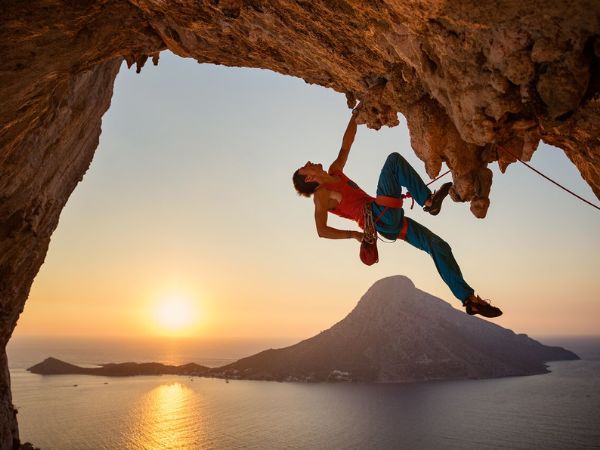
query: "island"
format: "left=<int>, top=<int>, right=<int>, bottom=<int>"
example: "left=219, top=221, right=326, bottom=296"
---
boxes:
left=28, top=358, right=209, bottom=377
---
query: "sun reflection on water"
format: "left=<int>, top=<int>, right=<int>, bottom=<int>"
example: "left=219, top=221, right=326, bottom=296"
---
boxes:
left=127, top=382, right=200, bottom=449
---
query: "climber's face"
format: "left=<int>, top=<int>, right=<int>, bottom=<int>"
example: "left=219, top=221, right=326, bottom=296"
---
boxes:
left=298, top=161, right=325, bottom=181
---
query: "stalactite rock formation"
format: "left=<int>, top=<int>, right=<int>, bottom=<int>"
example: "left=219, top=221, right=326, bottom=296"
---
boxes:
left=1, top=1, right=598, bottom=446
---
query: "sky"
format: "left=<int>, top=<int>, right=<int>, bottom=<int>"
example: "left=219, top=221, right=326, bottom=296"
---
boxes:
left=13, top=51, right=600, bottom=343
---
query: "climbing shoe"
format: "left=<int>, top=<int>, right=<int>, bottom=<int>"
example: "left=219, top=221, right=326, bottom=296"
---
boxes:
left=424, top=182, right=452, bottom=216
left=464, top=295, right=503, bottom=318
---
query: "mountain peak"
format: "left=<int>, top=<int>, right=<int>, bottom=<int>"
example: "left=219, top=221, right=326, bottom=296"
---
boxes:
left=369, top=275, right=416, bottom=292
left=349, top=274, right=454, bottom=324
left=219, top=276, right=578, bottom=383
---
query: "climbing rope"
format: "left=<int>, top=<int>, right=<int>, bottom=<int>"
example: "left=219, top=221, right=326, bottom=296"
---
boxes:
left=374, top=144, right=600, bottom=248
left=426, top=169, right=451, bottom=186
left=499, top=146, right=600, bottom=212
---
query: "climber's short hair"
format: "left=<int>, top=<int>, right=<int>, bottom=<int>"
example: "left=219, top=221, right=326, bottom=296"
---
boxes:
left=293, top=169, right=319, bottom=197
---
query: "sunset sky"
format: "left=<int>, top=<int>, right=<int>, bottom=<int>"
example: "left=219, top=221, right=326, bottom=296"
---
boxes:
left=13, top=51, right=600, bottom=342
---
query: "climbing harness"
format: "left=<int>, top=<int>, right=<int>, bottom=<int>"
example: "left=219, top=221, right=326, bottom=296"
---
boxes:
left=359, top=166, right=452, bottom=264
left=374, top=169, right=452, bottom=244
left=499, top=146, right=600, bottom=212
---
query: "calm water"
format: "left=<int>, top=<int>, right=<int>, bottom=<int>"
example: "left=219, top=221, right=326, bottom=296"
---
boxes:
left=7, top=337, right=600, bottom=449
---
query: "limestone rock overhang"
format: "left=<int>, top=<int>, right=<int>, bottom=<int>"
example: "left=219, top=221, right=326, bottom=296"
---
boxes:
left=2, top=0, right=600, bottom=219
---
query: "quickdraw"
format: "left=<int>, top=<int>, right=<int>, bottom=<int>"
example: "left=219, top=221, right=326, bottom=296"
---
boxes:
left=362, top=203, right=378, bottom=245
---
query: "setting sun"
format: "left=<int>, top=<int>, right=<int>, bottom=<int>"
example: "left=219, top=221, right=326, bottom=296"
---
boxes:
left=151, top=293, right=200, bottom=336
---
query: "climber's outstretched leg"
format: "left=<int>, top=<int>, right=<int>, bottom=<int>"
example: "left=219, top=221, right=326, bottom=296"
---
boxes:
left=404, top=217, right=473, bottom=301
left=403, top=217, right=502, bottom=318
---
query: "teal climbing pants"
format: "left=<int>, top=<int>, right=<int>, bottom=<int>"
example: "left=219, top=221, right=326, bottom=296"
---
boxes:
left=371, top=152, right=475, bottom=302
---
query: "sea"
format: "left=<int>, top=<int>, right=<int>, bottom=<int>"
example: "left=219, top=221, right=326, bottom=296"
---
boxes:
left=7, top=336, right=600, bottom=450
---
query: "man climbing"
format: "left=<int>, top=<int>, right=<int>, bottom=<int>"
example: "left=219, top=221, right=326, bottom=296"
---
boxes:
left=292, top=109, right=502, bottom=318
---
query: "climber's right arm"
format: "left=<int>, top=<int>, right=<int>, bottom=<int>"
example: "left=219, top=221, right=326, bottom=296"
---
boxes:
left=328, top=111, right=358, bottom=174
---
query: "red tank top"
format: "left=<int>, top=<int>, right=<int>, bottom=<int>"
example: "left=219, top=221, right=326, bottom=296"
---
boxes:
left=321, top=170, right=374, bottom=229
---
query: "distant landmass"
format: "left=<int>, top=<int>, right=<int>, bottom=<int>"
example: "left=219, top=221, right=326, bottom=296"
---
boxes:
left=214, top=276, right=578, bottom=382
left=28, top=276, right=578, bottom=383
left=28, top=358, right=209, bottom=377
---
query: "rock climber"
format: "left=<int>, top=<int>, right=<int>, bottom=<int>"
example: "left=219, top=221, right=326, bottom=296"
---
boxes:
left=292, top=109, right=502, bottom=318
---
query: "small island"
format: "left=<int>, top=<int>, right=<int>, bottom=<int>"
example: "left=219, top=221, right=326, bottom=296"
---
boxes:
left=28, top=358, right=210, bottom=377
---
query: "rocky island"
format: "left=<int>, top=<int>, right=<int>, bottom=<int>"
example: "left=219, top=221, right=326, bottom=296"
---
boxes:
left=28, top=358, right=210, bottom=377
left=29, top=277, right=579, bottom=383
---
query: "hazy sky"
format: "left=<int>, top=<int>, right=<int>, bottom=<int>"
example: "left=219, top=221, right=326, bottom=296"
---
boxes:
left=14, top=51, right=600, bottom=341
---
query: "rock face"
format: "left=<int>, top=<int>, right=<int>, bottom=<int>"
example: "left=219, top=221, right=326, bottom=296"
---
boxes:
left=0, top=1, right=598, bottom=446
left=218, top=276, right=578, bottom=382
